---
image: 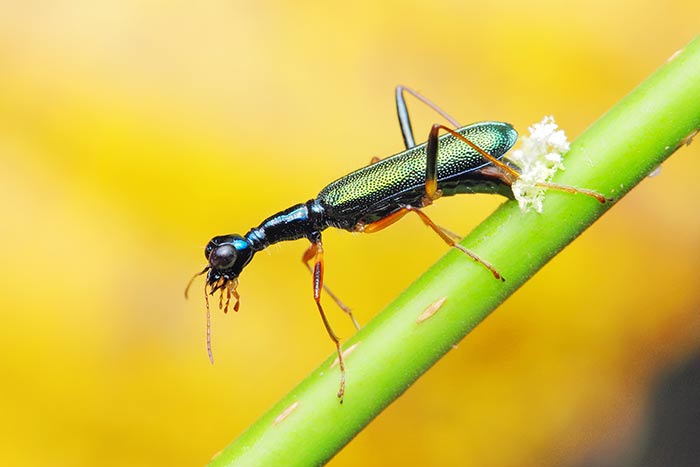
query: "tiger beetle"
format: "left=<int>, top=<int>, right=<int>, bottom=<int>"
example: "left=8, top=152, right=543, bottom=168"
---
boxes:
left=186, top=86, right=607, bottom=402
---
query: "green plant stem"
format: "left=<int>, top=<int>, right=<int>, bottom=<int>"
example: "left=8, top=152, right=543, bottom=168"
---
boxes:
left=207, top=37, right=700, bottom=467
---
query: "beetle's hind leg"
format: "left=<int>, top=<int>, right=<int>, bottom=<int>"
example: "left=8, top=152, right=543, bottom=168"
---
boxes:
left=395, top=85, right=462, bottom=149
left=478, top=165, right=609, bottom=204
left=421, top=121, right=514, bottom=206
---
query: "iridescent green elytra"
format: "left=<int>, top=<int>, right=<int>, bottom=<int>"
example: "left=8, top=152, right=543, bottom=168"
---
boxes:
left=317, top=121, right=517, bottom=227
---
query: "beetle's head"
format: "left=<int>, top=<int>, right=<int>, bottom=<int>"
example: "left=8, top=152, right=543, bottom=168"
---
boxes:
left=185, top=234, right=255, bottom=363
left=204, top=234, right=254, bottom=288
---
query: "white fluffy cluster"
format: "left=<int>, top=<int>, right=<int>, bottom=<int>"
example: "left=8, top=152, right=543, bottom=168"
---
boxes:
left=509, top=116, right=569, bottom=213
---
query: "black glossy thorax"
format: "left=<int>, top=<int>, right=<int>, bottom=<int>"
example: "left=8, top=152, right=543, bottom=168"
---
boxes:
left=244, top=200, right=330, bottom=250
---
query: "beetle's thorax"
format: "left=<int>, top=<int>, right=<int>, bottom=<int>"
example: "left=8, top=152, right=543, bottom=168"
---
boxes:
left=245, top=200, right=329, bottom=250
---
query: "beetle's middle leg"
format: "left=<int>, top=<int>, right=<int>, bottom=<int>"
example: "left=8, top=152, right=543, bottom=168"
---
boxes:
left=396, top=123, right=504, bottom=280
left=356, top=207, right=503, bottom=281
left=359, top=122, right=505, bottom=279
left=405, top=206, right=503, bottom=281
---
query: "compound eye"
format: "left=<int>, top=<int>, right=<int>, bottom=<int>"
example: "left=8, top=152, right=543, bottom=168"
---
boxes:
left=204, top=243, right=214, bottom=259
left=209, top=244, right=237, bottom=270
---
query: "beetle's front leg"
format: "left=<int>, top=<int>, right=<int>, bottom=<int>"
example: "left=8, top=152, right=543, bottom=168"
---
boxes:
left=302, top=235, right=346, bottom=402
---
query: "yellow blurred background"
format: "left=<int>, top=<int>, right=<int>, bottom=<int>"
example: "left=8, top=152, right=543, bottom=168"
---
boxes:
left=1, top=2, right=698, bottom=466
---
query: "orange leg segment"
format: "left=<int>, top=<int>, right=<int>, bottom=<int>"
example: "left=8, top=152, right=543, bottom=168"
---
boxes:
left=358, top=206, right=504, bottom=281
left=303, top=240, right=346, bottom=402
left=302, top=246, right=360, bottom=330
left=429, top=124, right=521, bottom=182
left=356, top=208, right=410, bottom=234
left=406, top=206, right=503, bottom=280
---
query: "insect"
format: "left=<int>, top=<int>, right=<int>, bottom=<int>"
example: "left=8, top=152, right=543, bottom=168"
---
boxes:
left=186, top=86, right=607, bottom=402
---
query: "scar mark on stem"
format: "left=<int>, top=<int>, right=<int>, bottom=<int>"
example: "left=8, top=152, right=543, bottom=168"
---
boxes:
left=331, top=342, right=359, bottom=369
left=273, top=401, right=300, bottom=425
left=667, top=48, right=683, bottom=62
left=669, top=127, right=700, bottom=156
left=416, top=297, right=447, bottom=323
left=682, top=128, right=699, bottom=146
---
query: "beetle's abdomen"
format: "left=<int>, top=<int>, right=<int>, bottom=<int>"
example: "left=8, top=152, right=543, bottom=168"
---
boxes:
left=316, top=122, right=517, bottom=228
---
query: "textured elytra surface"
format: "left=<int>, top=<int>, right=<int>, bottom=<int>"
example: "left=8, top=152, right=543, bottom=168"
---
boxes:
left=317, top=121, right=518, bottom=226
